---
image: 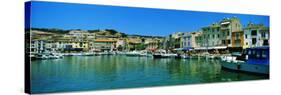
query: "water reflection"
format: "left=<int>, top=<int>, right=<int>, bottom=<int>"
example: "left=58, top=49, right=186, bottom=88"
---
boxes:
left=31, top=55, right=268, bottom=93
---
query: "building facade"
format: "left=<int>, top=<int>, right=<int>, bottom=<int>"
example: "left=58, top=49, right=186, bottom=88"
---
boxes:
left=201, top=23, right=221, bottom=47
left=219, top=17, right=243, bottom=47
left=93, top=38, right=117, bottom=51
left=243, top=23, right=269, bottom=48
left=182, top=31, right=202, bottom=48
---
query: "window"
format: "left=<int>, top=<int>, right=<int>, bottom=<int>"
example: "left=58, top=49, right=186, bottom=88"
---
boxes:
left=256, top=51, right=260, bottom=58
left=263, top=40, right=269, bottom=46
left=236, top=33, right=239, bottom=39
left=261, top=32, right=266, bottom=38
left=245, top=34, right=248, bottom=39
left=252, top=50, right=256, bottom=55
left=248, top=50, right=251, bottom=55
left=227, top=31, right=230, bottom=36
left=252, top=38, right=257, bottom=44
left=227, top=40, right=231, bottom=44
left=251, top=30, right=257, bottom=36
left=80, top=42, right=83, bottom=47
left=218, top=34, right=220, bottom=38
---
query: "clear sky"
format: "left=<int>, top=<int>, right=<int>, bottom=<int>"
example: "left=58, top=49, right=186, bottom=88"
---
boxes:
left=29, top=1, right=269, bottom=36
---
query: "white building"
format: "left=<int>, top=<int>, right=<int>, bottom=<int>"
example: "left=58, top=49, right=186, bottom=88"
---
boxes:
left=182, top=31, right=202, bottom=48
left=243, top=23, right=269, bottom=48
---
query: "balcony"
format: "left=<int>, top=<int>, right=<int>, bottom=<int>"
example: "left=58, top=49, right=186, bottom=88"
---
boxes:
left=220, top=27, right=230, bottom=30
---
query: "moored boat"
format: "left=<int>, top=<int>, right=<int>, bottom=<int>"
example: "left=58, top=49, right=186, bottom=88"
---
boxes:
left=35, top=52, right=63, bottom=59
left=221, top=47, right=269, bottom=75
left=153, top=49, right=177, bottom=58
left=35, top=53, right=49, bottom=59
left=126, top=51, right=140, bottom=56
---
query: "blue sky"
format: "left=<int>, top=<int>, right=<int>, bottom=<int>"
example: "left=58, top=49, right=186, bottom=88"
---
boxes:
left=29, top=1, right=269, bottom=36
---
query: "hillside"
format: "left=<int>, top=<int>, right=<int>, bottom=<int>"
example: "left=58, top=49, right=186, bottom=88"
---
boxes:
left=29, top=28, right=163, bottom=38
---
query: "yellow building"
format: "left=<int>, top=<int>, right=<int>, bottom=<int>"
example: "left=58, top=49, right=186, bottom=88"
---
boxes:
left=93, top=38, right=117, bottom=51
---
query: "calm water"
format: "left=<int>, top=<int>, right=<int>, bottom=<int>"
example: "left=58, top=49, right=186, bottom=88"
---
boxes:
left=31, top=55, right=269, bottom=93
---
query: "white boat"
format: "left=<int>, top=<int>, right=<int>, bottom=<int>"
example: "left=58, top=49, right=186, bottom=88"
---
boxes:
left=126, top=51, right=140, bottom=56
left=49, top=53, right=64, bottom=59
left=153, top=50, right=177, bottom=58
left=116, top=51, right=126, bottom=55
left=139, top=50, right=152, bottom=57
left=181, top=55, right=190, bottom=59
left=35, top=54, right=49, bottom=59
left=99, top=51, right=112, bottom=55
left=71, top=53, right=83, bottom=56
left=83, top=52, right=95, bottom=56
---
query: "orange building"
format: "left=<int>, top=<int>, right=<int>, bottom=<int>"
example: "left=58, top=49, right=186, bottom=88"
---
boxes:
left=231, top=31, right=244, bottom=47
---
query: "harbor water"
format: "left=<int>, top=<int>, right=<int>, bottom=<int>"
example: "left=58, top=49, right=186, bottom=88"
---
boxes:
left=31, top=55, right=269, bottom=93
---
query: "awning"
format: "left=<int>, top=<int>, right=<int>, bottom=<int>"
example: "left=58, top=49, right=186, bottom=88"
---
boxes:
left=182, top=47, right=193, bottom=51
left=173, top=47, right=193, bottom=51
left=173, top=48, right=183, bottom=51
left=194, top=46, right=227, bottom=50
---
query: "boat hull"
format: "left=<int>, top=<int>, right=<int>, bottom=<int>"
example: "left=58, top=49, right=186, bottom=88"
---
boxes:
left=153, top=54, right=166, bottom=58
left=221, top=61, right=269, bottom=75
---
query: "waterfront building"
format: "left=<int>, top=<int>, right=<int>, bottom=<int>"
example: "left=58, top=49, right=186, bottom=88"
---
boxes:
left=201, top=23, right=221, bottom=47
left=163, top=35, right=171, bottom=50
left=243, top=23, right=269, bottom=48
left=172, top=32, right=184, bottom=48
left=231, top=31, right=244, bottom=47
left=164, top=17, right=270, bottom=53
left=30, top=38, right=56, bottom=54
left=30, top=40, right=38, bottom=54
left=163, top=32, right=183, bottom=50
left=29, top=30, right=54, bottom=53
left=195, top=31, right=204, bottom=48
left=219, top=17, right=243, bottom=47
left=193, top=17, right=242, bottom=51
left=182, top=31, right=202, bottom=48
left=30, top=40, right=46, bottom=54
left=126, top=37, right=142, bottom=51
left=70, top=41, right=89, bottom=51
left=116, top=39, right=126, bottom=51
left=144, top=38, right=162, bottom=50
left=93, top=38, right=117, bottom=51
left=51, top=36, right=74, bottom=52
